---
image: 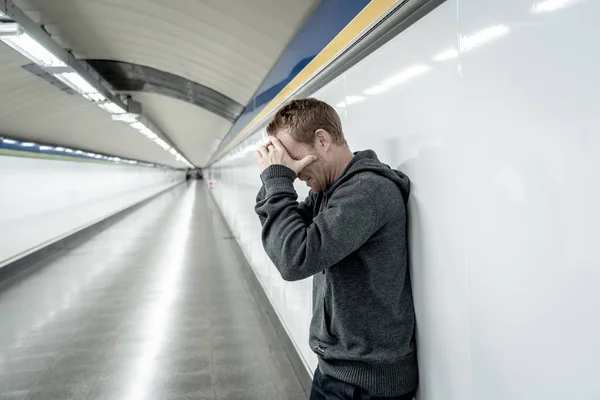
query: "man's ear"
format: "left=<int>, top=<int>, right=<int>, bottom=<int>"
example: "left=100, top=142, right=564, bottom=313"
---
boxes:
left=315, top=129, right=331, bottom=150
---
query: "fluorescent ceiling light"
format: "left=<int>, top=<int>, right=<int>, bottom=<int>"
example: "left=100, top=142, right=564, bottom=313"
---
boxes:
left=531, top=0, right=582, bottom=13
left=98, top=102, right=125, bottom=114
left=154, top=138, right=170, bottom=150
left=2, top=139, right=16, bottom=144
left=39, top=146, right=52, bottom=151
left=0, top=24, right=67, bottom=67
left=130, top=122, right=146, bottom=131
left=54, top=72, right=104, bottom=102
left=336, top=101, right=347, bottom=108
left=21, top=142, right=35, bottom=147
left=82, top=92, right=106, bottom=102
left=139, top=127, right=153, bottom=136
left=0, top=23, right=18, bottom=34
left=169, top=148, right=177, bottom=155
left=55, top=147, right=65, bottom=151
left=112, top=113, right=138, bottom=123
left=65, top=149, right=73, bottom=153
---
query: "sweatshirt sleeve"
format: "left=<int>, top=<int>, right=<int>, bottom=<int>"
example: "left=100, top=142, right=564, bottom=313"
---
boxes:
left=254, top=164, right=380, bottom=281
left=255, top=171, right=314, bottom=225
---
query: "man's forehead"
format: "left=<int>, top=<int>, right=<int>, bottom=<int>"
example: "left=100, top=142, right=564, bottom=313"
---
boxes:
left=274, top=130, right=295, bottom=148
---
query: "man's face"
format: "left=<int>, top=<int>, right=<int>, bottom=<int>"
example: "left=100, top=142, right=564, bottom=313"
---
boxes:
left=275, top=130, right=328, bottom=192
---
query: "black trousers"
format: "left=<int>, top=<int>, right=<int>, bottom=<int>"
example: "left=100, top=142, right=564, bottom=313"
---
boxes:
left=309, top=368, right=416, bottom=400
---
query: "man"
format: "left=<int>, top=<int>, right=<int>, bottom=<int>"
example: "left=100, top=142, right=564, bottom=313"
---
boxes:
left=255, top=98, right=418, bottom=400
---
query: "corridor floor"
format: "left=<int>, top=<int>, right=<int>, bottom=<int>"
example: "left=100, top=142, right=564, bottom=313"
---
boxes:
left=0, top=182, right=306, bottom=400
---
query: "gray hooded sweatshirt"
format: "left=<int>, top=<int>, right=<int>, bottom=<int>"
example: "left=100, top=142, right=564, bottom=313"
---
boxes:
left=255, top=149, right=418, bottom=397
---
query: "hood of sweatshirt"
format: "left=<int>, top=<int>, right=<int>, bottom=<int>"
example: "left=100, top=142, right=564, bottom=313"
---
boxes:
left=324, top=149, right=410, bottom=204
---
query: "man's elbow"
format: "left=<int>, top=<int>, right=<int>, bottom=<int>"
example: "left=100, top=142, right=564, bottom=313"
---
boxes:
left=279, top=268, right=302, bottom=282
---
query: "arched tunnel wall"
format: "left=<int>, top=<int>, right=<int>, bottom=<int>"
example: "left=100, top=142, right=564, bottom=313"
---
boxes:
left=0, top=155, right=184, bottom=268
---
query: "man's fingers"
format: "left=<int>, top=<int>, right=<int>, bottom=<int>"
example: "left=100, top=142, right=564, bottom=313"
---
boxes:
left=270, top=136, right=285, bottom=152
left=296, top=155, right=318, bottom=172
left=258, top=145, right=269, bottom=159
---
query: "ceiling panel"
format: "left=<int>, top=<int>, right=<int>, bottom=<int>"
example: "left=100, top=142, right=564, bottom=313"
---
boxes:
left=129, top=92, right=232, bottom=166
left=16, top=0, right=320, bottom=104
left=3, top=0, right=320, bottom=167
left=0, top=45, right=184, bottom=168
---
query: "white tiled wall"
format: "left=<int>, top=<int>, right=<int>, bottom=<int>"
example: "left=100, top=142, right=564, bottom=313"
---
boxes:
left=0, top=156, right=184, bottom=267
left=208, top=0, right=600, bottom=398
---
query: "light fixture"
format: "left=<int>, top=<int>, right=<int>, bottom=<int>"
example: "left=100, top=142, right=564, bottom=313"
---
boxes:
left=130, top=122, right=146, bottom=131
left=112, top=113, right=139, bottom=123
left=2, top=139, right=16, bottom=144
left=83, top=92, right=106, bottom=102
left=142, top=130, right=158, bottom=140
left=21, top=142, right=35, bottom=147
left=54, top=72, right=105, bottom=102
left=154, top=138, right=170, bottom=151
left=97, top=102, right=125, bottom=114
left=0, top=22, right=66, bottom=67
left=127, top=118, right=191, bottom=166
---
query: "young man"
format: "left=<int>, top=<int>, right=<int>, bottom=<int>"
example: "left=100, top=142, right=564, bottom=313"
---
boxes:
left=255, top=98, right=418, bottom=399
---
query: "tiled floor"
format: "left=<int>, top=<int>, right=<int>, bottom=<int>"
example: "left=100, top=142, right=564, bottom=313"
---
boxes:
left=0, top=182, right=306, bottom=400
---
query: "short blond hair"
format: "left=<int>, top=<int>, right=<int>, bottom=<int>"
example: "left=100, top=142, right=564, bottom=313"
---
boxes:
left=266, top=98, right=346, bottom=146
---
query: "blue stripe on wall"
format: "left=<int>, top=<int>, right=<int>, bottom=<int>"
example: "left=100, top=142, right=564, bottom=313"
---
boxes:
left=0, top=136, right=168, bottom=168
left=217, top=0, right=371, bottom=150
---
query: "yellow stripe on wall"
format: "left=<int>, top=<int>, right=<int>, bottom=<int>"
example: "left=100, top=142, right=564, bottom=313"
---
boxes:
left=212, top=0, right=399, bottom=162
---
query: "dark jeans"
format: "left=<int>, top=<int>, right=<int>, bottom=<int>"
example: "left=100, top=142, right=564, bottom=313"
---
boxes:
left=309, top=368, right=416, bottom=400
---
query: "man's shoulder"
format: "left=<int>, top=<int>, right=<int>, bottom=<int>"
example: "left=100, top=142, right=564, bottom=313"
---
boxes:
left=348, top=171, right=401, bottom=198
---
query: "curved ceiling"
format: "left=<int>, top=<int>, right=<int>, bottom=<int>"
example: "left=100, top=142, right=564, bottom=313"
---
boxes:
left=0, top=45, right=181, bottom=167
left=2, top=0, right=320, bottom=167
left=128, top=92, right=231, bottom=167
left=86, top=60, right=244, bottom=122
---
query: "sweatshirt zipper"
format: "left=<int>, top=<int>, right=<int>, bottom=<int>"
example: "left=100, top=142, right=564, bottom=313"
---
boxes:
left=314, top=345, right=326, bottom=357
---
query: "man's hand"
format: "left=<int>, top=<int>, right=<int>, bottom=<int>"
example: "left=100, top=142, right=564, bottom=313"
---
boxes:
left=256, top=136, right=317, bottom=175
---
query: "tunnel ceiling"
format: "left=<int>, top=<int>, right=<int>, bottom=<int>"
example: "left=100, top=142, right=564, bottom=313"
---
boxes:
left=2, top=0, right=320, bottom=167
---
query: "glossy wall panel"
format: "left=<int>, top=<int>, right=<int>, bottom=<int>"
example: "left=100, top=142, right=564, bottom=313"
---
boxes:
left=208, top=0, right=600, bottom=398
left=0, top=156, right=184, bottom=266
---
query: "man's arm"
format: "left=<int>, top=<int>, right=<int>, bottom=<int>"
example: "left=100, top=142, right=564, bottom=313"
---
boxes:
left=256, top=183, right=314, bottom=225
left=255, top=165, right=381, bottom=281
